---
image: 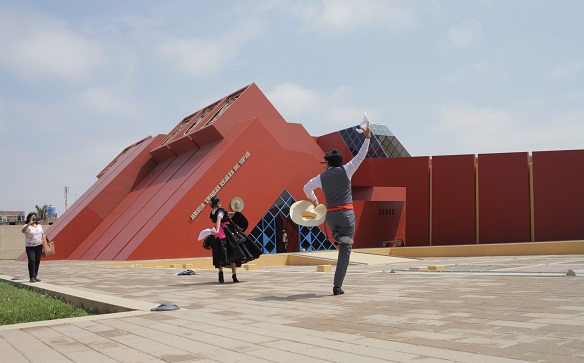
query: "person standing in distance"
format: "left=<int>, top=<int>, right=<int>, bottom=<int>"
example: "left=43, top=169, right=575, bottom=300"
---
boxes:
left=282, top=230, right=288, bottom=253
left=21, top=212, right=45, bottom=283
left=303, top=117, right=371, bottom=295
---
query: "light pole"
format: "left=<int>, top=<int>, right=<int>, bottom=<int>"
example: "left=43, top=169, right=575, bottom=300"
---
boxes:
left=64, top=186, right=69, bottom=210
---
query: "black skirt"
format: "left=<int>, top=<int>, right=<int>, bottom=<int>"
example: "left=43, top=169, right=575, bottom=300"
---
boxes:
left=208, top=223, right=263, bottom=268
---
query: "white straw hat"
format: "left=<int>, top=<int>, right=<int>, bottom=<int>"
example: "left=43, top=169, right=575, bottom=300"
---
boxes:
left=290, top=200, right=326, bottom=226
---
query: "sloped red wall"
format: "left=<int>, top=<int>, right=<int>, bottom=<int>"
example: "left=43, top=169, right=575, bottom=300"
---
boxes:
left=18, top=135, right=165, bottom=261
left=67, top=153, right=186, bottom=260
left=50, top=83, right=326, bottom=260
left=123, top=118, right=315, bottom=260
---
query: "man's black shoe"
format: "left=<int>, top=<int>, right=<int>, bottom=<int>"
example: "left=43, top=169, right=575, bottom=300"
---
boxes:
left=333, top=288, right=344, bottom=295
left=29, top=278, right=35, bottom=283
left=34, top=277, right=41, bottom=282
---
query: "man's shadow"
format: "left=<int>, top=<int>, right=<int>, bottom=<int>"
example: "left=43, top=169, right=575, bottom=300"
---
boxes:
left=251, top=293, right=327, bottom=301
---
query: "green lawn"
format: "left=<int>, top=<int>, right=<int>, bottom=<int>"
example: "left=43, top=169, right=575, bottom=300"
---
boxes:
left=0, top=280, right=95, bottom=325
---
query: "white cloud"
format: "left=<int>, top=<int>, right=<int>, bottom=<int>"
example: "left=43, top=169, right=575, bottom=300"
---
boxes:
left=429, top=104, right=584, bottom=155
left=445, top=62, right=508, bottom=83
left=267, top=83, right=323, bottom=117
left=0, top=97, right=70, bottom=137
left=537, top=110, right=584, bottom=151
left=267, top=83, right=367, bottom=136
left=156, top=21, right=263, bottom=77
left=289, top=0, right=415, bottom=33
left=448, top=19, right=481, bottom=47
left=0, top=9, right=106, bottom=84
left=552, top=63, right=584, bottom=80
left=77, top=88, right=140, bottom=118
left=437, top=105, right=514, bottom=151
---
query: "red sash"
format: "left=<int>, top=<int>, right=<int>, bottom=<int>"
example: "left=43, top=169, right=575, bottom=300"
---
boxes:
left=327, top=203, right=354, bottom=212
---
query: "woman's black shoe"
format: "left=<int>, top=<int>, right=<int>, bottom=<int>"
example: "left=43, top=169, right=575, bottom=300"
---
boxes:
left=218, top=271, right=224, bottom=283
left=232, top=274, right=239, bottom=283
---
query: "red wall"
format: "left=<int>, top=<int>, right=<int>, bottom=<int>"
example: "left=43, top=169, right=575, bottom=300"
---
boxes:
left=532, top=150, right=584, bottom=241
left=36, top=83, right=584, bottom=261
left=478, top=152, right=531, bottom=243
left=32, top=84, right=320, bottom=260
left=431, top=155, right=476, bottom=245
left=67, top=151, right=191, bottom=260
left=352, top=187, right=406, bottom=248
left=77, top=115, right=320, bottom=260
left=353, top=201, right=405, bottom=248
left=353, top=157, right=430, bottom=246
left=123, top=118, right=305, bottom=260
left=316, top=132, right=353, bottom=163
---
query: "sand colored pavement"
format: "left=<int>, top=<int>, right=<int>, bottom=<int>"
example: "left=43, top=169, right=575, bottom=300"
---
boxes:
left=0, top=251, right=583, bottom=362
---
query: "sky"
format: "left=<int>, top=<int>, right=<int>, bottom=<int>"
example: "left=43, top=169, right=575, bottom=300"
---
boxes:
left=1, top=0, right=583, bottom=216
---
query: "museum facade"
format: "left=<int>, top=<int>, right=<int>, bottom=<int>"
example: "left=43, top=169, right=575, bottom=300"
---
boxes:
left=26, top=83, right=584, bottom=261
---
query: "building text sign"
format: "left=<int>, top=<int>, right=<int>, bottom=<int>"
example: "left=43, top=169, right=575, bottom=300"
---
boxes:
left=190, top=151, right=251, bottom=220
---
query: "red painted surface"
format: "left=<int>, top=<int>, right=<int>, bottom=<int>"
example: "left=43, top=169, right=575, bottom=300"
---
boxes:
left=431, top=155, right=476, bottom=245
left=478, top=152, right=531, bottom=243
left=316, top=132, right=353, bottom=164
left=42, top=84, right=327, bottom=260
left=123, top=118, right=307, bottom=260
left=353, top=186, right=406, bottom=248
left=67, top=157, right=175, bottom=260
left=353, top=157, right=430, bottom=246
left=532, top=150, right=584, bottom=241
left=34, top=83, right=584, bottom=261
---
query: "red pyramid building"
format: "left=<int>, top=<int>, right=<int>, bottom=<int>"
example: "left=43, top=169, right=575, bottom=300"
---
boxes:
left=34, top=83, right=370, bottom=260
left=22, top=83, right=584, bottom=261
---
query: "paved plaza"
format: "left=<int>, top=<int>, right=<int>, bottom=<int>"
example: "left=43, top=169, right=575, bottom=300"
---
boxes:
left=1, top=252, right=583, bottom=362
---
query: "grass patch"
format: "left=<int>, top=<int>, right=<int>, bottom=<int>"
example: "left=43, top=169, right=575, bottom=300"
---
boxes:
left=0, top=281, right=95, bottom=325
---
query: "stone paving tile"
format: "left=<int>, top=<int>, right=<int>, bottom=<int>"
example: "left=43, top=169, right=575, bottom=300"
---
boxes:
left=353, top=337, right=476, bottom=362
left=1, top=255, right=584, bottom=362
left=92, top=345, right=169, bottom=363
left=61, top=349, right=121, bottom=362
left=17, top=349, right=72, bottom=363
left=1, top=350, right=29, bottom=363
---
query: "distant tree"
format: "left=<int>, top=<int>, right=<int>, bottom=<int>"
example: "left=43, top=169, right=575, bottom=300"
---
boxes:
left=35, top=205, right=48, bottom=219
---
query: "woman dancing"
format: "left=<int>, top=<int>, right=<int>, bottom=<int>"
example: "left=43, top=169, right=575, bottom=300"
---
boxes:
left=207, top=196, right=262, bottom=283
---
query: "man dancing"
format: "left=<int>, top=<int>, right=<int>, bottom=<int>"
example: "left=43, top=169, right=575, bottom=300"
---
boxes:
left=303, top=116, right=371, bottom=295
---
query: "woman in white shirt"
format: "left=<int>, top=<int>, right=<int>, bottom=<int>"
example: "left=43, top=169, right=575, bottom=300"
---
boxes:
left=21, top=212, right=45, bottom=283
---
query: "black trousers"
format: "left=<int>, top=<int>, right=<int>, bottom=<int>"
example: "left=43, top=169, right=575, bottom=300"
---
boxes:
left=25, top=245, right=42, bottom=278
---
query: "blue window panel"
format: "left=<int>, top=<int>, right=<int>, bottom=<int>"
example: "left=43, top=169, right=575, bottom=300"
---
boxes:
left=249, top=190, right=334, bottom=253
